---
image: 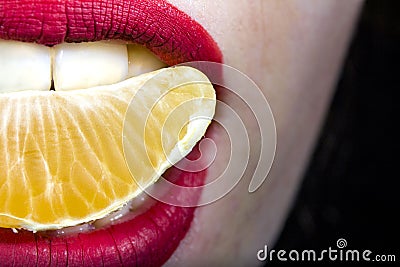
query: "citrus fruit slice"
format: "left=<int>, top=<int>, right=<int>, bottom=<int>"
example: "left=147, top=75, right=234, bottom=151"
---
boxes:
left=0, top=66, right=216, bottom=231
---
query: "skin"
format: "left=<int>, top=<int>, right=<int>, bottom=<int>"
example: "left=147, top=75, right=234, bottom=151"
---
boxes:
left=163, top=0, right=364, bottom=266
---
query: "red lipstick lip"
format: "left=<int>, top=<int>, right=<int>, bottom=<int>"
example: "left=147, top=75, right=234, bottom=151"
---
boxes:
left=0, top=164, right=206, bottom=266
left=0, top=0, right=222, bottom=65
left=0, top=0, right=222, bottom=266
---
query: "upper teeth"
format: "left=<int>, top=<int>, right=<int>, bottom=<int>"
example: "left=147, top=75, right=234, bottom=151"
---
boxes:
left=0, top=41, right=51, bottom=92
left=53, top=42, right=128, bottom=91
left=0, top=40, right=167, bottom=93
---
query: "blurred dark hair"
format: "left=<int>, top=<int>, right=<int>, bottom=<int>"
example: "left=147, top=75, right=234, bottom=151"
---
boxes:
left=275, top=0, right=398, bottom=253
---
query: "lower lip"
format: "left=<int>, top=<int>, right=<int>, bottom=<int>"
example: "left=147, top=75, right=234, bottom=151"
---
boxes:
left=0, top=148, right=206, bottom=266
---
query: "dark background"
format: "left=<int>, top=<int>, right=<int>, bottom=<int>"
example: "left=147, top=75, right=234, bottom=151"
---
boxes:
left=274, top=0, right=398, bottom=262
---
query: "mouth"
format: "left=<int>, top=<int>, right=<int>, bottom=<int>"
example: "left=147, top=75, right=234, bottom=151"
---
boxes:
left=0, top=0, right=222, bottom=266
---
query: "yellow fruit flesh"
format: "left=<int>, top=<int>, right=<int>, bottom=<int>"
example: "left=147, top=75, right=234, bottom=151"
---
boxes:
left=0, top=66, right=215, bottom=231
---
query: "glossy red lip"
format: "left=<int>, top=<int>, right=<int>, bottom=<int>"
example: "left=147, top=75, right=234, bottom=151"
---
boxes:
left=0, top=0, right=222, bottom=266
left=0, top=165, right=205, bottom=266
left=0, top=0, right=222, bottom=65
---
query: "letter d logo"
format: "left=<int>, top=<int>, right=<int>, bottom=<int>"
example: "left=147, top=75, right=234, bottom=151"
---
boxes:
left=257, top=245, right=268, bottom=261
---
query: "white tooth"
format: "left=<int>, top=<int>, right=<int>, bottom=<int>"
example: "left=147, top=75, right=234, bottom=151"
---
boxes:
left=127, top=44, right=167, bottom=77
left=53, top=41, right=128, bottom=90
left=0, top=40, right=51, bottom=93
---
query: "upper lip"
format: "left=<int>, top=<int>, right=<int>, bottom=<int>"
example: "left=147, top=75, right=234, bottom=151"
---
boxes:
left=0, top=0, right=222, bottom=266
left=0, top=0, right=222, bottom=65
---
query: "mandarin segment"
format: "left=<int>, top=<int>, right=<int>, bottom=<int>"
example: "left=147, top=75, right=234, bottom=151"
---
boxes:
left=0, top=66, right=215, bottom=231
